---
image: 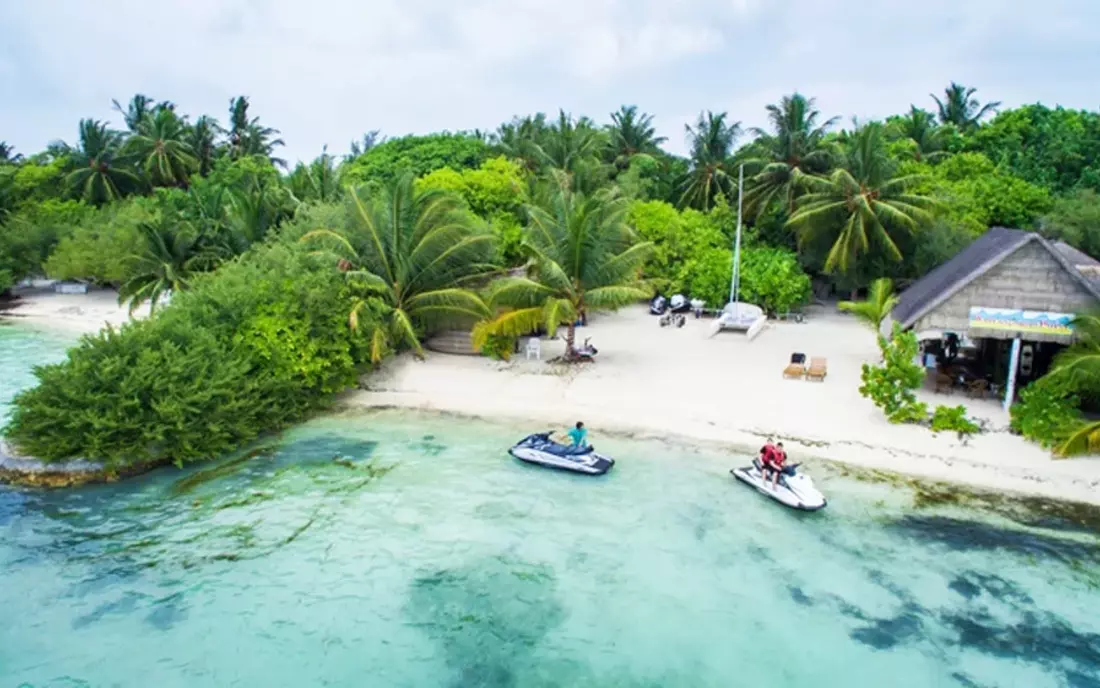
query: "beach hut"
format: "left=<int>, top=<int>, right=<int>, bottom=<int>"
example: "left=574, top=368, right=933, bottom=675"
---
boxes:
left=887, top=228, right=1100, bottom=410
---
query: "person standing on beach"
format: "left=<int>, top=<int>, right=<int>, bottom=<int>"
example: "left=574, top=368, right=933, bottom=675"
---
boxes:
left=567, top=421, right=588, bottom=447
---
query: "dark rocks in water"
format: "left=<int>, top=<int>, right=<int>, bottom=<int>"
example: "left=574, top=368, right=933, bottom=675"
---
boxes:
left=284, top=434, right=378, bottom=463
left=170, top=446, right=275, bottom=495
left=405, top=555, right=566, bottom=686
left=948, top=572, right=1034, bottom=607
left=71, top=591, right=144, bottom=629
left=849, top=611, right=923, bottom=650
left=787, top=586, right=813, bottom=607
left=1065, top=670, right=1100, bottom=688
left=941, top=608, right=1100, bottom=673
left=948, top=576, right=981, bottom=600
left=886, top=515, right=1100, bottom=564
left=950, top=672, right=987, bottom=688
left=145, top=592, right=188, bottom=631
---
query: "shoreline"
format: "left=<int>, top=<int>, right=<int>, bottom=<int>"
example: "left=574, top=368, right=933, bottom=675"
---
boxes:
left=0, top=285, right=150, bottom=336
left=2, top=296, right=1098, bottom=509
left=340, top=392, right=1100, bottom=508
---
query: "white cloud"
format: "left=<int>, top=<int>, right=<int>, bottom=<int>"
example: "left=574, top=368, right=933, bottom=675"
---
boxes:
left=0, top=0, right=1096, bottom=162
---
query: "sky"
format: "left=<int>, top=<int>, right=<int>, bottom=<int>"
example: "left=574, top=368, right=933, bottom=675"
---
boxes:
left=1, top=0, right=1098, bottom=164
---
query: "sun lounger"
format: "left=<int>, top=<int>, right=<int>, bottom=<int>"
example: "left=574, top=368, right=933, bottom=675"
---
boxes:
left=783, top=352, right=807, bottom=378
left=806, top=357, right=827, bottom=382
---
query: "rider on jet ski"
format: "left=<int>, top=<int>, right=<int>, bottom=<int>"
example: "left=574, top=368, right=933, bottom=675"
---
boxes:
left=760, top=441, right=787, bottom=490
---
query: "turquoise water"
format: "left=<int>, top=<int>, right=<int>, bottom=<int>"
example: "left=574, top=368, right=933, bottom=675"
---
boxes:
left=0, top=321, right=73, bottom=425
left=1, top=327, right=1099, bottom=687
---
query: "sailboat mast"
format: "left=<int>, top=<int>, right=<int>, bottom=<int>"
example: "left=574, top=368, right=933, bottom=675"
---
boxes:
left=729, top=163, right=744, bottom=305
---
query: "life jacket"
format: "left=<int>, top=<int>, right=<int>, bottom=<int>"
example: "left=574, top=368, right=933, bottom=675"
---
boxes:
left=761, top=444, right=779, bottom=465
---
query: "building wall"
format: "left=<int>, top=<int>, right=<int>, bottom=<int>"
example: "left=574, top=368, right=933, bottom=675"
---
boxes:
left=913, top=241, right=1098, bottom=342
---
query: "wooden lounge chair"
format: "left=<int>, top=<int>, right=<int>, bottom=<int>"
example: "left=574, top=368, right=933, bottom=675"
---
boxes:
left=783, top=352, right=807, bottom=379
left=966, top=379, right=989, bottom=399
left=783, top=362, right=806, bottom=379
left=934, top=372, right=954, bottom=394
left=806, top=357, right=827, bottom=382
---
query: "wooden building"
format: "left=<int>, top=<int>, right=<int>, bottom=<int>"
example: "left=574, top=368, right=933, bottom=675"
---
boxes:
left=887, top=228, right=1100, bottom=408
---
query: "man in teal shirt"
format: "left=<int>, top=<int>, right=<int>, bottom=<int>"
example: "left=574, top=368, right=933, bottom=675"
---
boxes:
left=567, top=421, right=588, bottom=447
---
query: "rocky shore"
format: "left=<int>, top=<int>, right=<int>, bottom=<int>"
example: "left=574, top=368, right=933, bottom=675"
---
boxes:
left=0, top=438, right=124, bottom=488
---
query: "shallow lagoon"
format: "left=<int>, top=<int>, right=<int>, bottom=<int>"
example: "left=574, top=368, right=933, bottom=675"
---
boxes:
left=1, top=326, right=1098, bottom=687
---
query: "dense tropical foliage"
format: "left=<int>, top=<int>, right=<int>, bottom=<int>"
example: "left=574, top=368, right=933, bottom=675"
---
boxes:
left=299, top=174, right=495, bottom=361
left=474, top=180, right=652, bottom=356
left=4, top=82, right=1100, bottom=466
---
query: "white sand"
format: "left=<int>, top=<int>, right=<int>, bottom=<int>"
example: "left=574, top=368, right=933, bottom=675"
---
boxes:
left=2, top=286, right=149, bottom=334
left=346, top=305, right=1100, bottom=506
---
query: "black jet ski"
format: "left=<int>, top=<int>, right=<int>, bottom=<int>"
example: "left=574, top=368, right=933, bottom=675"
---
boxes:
left=731, top=459, right=827, bottom=511
left=509, top=433, right=614, bottom=475
left=650, top=295, right=668, bottom=315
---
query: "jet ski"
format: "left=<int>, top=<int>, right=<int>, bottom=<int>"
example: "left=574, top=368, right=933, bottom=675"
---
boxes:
left=669, top=294, right=690, bottom=313
left=509, top=433, right=615, bottom=475
left=731, top=459, right=826, bottom=511
left=649, top=295, right=668, bottom=315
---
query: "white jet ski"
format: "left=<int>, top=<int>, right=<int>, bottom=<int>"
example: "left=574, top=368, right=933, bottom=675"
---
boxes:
left=731, top=459, right=826, bottom=511
left=509, top=433, right=614, bottom=475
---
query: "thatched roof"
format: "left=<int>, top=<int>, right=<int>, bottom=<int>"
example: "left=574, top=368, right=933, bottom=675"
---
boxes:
left=893, top=228, right=1100, bottom=330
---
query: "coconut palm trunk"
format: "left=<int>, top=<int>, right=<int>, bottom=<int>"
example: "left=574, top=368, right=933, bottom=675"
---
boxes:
left=565, top=321, right=577, bottom=356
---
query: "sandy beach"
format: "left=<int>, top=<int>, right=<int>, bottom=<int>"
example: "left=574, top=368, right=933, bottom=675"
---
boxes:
left=1, top=284, right=150, bottom=335
left=3, top=287, right=1099, bottom=505
left=346, top=305, right=1100, bottom=506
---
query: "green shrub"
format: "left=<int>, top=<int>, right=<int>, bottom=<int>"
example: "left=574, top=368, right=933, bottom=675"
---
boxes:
left=4, top=242, right=383, bottom=467
left=930, top=405, right=980, bottom=436
left=1010, top=379, right=1081, bottom=448
left=628, top=199, right=811, bottom=312
left=859, top=326, right=928, bottom=423
left=480, top=334, right=516, bottom=361
left=738, top=246, right=812, bottom=314
left=45, top=200, right=153, bottom=284
left=0, top=268, right=13, bottom=295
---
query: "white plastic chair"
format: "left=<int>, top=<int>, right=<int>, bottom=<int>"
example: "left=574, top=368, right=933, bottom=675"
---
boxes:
left=525, top=337, right=541, bottom=361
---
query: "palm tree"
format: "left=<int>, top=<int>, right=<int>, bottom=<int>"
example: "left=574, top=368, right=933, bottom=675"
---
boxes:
left=186, top=115, right=223, bottom=177
left=300, top=174, right=496, bottom=361
left=287, top=146, right=342, bottom=204
left=473, top=179, right=653, bottom=357
left=494, top=114, right=549, bottom=173
left=346, top=130, right=384, bottom=161
left=679, top=111, right=741, bottom=210
left=540, top=111, right=604, bottom=174
left=0, top=142, right=22, bottom=164
left=117, top=219, right=220, bottom=314
left=931, top=82, right=1001, bottom=130
left=124, top=108, right=197, bottom=188
left=888, top=106, right=950, bottom=162
left=1039, top=313, right=1100, bottom=456
left=838, top=278, right=899, bottom=338
left=787, top=123, right=937, bottom=279
left=606, top=105, right=666, bottom=169
left=743, top=93, right=838, bottom=217
left=62, top=119, right=140, bottom=205
left=229, top=175, right=297, bottom=246
left=227, top=96, right=286, bottom=166
left=112, top=94, right=157, bottom=131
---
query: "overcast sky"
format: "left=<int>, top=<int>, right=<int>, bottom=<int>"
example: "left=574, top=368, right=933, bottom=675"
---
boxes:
left=2, top=0, right=1097, bottom=163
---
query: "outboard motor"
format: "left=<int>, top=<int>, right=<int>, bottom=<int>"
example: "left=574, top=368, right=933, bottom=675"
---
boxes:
left=650, top=295, right=668, bottom=315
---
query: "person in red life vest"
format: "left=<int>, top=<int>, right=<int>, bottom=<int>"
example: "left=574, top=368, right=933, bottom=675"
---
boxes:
left=759, top=441, right=787, bottom=490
